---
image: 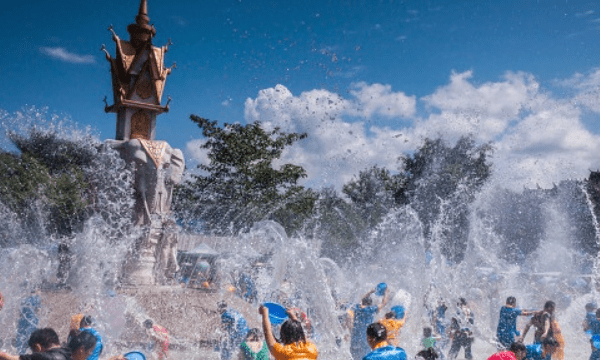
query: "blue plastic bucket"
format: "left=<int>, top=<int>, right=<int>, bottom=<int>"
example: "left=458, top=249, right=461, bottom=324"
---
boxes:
left=593, top=335, right=600, bottom=350
left=391, top=305, right=405, bottom=319
left=375, top=282, right=387, bottom=296
left=124, top=351, right=146, bottom=360
left=264, top=302, right=288, bottom=325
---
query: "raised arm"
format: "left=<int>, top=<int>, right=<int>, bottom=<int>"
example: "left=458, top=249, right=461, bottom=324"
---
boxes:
left=287, top=308, right=299, bottom=322
left=378, top=288, right=390, bottom=311
left=518, top=320, right=532, bottom=342
left=0, top=352, right=19, bottom=360
left=520, top=310, right=533, bottom=316
left=363, top=289, right=376, bottom=299
left=584, top=318, right=592, bottom=332
left=541, top=316, right=551, bottom=339
left=259, top=305, right=277, bottom=352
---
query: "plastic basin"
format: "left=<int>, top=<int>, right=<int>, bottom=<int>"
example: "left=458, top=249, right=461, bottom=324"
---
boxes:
left=124, top=351, right=146, bottom=360
left=264, top=302, right=288, bottom=325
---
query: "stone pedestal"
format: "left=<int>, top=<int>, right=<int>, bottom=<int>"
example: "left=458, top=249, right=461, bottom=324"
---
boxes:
left=122, top=216, right=181, bottom=286
left=124, top=218, right=164, bottom=286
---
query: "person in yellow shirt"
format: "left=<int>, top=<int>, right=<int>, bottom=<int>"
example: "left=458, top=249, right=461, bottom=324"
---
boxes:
left=552, top=318, right=564, bottom=360
left=379, top=306, right=406, bottom=347
left=258, top=304, right=318, bottom=360
left=68, top=313, right=84, bottom=343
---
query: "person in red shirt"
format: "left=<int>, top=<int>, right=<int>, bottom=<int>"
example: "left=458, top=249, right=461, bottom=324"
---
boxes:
left=487, top=342, right=527, bottom=360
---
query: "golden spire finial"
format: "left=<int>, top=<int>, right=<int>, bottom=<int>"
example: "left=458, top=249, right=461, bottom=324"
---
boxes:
left=136, top=0, right=150, bottom=26
left=127, top=0, right=156, bottom=49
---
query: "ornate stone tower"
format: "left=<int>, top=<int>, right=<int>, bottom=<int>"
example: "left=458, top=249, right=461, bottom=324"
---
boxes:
left=102, top=0, right=184, bottom=286
left=102, top=0, right=175, bottom=141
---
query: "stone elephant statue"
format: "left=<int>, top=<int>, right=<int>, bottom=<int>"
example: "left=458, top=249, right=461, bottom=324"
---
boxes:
left=108, top=139, right=185, bottom=226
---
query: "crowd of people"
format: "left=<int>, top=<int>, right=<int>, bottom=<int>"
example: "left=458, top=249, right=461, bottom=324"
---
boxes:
left=0, top=301, right=168, bottom=360
left=3, top=286, right=600, bottom=360
left=222, top=286, right=600, bottom=360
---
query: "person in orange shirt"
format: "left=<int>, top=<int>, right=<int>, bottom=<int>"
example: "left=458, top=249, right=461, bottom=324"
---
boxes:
left=552, top=319, right=564, bottom=360
left=68, top=313, right=84, bottom=343
left=379, top=306, right=406, bottom=347
left=258, top=304, right=318, bottom=360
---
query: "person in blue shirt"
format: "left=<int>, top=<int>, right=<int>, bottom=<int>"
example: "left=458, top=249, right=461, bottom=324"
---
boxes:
left=590, top=335, right=600, bottom=360
left=585, top=303, right=597, bottom=334
left=496, top=296, right=532, bottom=350
left=15, top=290, right=42, bottom=354
left=431, top=298, right=449, bottom=356
left=219, top=302, right=249, bottom=360
left=448, top=298, right=474, bottom=360
left=588, top=309, right=600, bottom=338
left=238, top=273, right=257, bottom=304
left=351, top=288, right=389, bottom=360
left=79, top=316, right=103, bottom=360
left=362, top=323, right=406, bottom=360
left=525, top=337, right=558, bottom=360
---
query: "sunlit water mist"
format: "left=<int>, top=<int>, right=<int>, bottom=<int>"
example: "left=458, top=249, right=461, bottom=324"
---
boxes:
left=1, top=109, right=600, bottom=360
left=0, top=109, right=138, bottom=352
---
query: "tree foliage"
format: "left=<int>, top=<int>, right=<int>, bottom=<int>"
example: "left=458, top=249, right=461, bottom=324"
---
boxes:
left=175, top=115, right=315, bottom=235
left=304, top=187, right=365, bottom=261
left=397, top=136, right=492, bottom=262
left=342, top=166, right=402, bottom=230
left=0, top=126, right=134, bottom=245
left=324, top=136, right=493, bottom=263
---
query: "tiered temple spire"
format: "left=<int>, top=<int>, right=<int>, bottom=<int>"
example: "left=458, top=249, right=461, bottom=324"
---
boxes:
left=102, top=0, right=175, bottom=141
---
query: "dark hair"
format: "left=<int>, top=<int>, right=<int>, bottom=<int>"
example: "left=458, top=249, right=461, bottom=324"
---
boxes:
left=245, top=328, right=261, bottom=341
left=596, top=309, right=600, bottom=319
left=144, top=319, right=153, bottom=329
left=362, top=296, right=373, bottom=306
left=385, top=311, right=395, bottom=319
left=416, top=348, right=438, bottom=360
left=68, top=331, right=97, bottom=352
left=544, top=301, right=555, bottom=311
left=80, top=315, right=93, bottom=327
left=28, top=328, right=60, bottom=349
left=366, top=323, right=387, bottom=343
left=506, top=296, right=516, bottom=306
left=586, top=302, right=597, bottom=312
left=458, top=298, right=467, bottom=306
left=280, top=319, right=306, bottom=345
left=510, top=342, right=526, bottom=353
left=423, top=327, right=432, bottom=337
left=541, top=337, right=559, bottom=347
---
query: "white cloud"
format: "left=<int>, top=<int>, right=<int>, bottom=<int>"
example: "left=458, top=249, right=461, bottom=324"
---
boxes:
left=40, top=47, right=95, bottom=64
left=420, top=71, right=538, bottom=141
left=187, top=70, right=600, bottom=192
left=350, top=82, right=416, bottom=119
left=493, top=98, right=600, bottom=189
left=241, top=83, right=418, bottom=188
left=185, top=138, right=210, bottom=175
left=562, top=68, right=600, bottom=113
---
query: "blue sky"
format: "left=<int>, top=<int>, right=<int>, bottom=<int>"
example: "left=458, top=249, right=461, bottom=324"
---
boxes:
left=2, top=0, right=600, bottom=190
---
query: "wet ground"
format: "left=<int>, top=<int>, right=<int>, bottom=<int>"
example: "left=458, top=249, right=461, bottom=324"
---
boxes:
left=1, top=285, right=259, bottom=359
left=1, top=285, right=502, bottom=359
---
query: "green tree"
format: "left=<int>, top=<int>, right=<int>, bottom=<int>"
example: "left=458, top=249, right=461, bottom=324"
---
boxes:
left=0, top=123, right=134, bottom=245
left=304, top=187, right=365, bottom=261
left=175, top=115, right=315, bottom=235
left=398, top=136, right=492, bottom=262
left=342, top=165, right=401, bottom=229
